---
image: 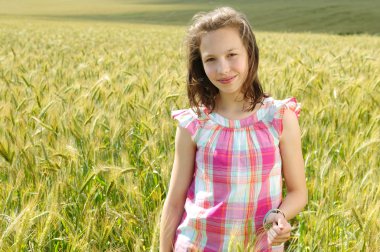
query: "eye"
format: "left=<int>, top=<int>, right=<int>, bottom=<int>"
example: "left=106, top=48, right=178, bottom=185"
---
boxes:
left=228, top=53, right=237, bottom=57
left=205, top=58, right=215, bottom=63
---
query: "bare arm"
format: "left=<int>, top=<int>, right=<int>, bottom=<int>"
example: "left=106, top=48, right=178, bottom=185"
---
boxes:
left=278, top=109, right=308, bottom=219
left=159, top=126, right=196, bottom=252
left=266, top=109, right=308, bottom=245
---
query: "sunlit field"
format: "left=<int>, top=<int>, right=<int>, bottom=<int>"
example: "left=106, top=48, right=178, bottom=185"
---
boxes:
left=0, top=18, right=379, bottom=251
left=1, top=0, right=380, bottom=34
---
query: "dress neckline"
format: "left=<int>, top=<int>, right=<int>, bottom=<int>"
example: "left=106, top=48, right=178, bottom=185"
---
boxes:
left=205, top=97, right=271, bottom=128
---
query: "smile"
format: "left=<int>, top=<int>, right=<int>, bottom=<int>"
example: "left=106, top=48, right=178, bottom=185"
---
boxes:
left=218, top=75, right=236, bottom=84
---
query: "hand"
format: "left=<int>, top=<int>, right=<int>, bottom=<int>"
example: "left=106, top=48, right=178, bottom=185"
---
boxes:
left=265, top=213, right=292, bottom=246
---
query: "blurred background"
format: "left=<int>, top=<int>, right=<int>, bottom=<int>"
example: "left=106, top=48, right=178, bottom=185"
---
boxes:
left=1, top=0, right=380, bottom=35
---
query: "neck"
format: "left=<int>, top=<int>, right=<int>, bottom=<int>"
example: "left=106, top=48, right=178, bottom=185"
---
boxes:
left=215, top=93, right=264, bottom=113
left=216, top=93, right=248, bottom=112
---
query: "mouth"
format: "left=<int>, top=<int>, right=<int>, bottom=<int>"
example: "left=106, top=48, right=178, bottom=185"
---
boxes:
left=218, top=75, right=237, bottom=84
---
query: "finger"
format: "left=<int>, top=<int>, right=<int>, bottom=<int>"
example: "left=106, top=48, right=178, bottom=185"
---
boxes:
left=277, top=215, right=290, bottom=226
left=271, top=237, right=289, bottom=244
left=272, top=224, right=291, bottom=235
left=267, top=228, right=276, bottom=240
left=275, top=233, right=290, bottom=238
left=274, top=220, right=291, bottom=232
left=277, top=217, right=285, bottom=228
left=272, top=235, right=290, bottom=242
left=271, top=229, right=290, bottom=240
left=275, top=232, right=290, bottom=238
left=267, top=228, right=278, bottom=244
left=271, top=234, right=291, bottom=243
left=268, top=227, right=287, bottom=244
left=267, top=212, right=284, bottom=224
left=272, top=242, right=284, bottom=247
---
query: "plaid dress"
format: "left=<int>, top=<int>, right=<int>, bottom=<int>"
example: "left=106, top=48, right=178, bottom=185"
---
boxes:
left=171, top=97, right=301, bottom=252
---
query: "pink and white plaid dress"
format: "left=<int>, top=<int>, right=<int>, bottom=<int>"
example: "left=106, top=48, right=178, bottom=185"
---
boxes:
left=171, top=97, right=301, bottom=252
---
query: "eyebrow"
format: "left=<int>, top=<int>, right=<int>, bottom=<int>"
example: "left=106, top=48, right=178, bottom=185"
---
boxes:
left=202, top=48, right=239, bottom=59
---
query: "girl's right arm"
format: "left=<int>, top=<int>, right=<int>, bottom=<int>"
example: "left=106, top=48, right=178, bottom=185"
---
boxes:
left=160, top=126, right=196, bottom=252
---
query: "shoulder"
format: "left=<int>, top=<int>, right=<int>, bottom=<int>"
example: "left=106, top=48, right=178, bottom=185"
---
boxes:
left=171, top=108, right=197, bottom=125
left=263, top=96, right=301, bottom=119
left=171, top=107, right=207, bottom=125
left=263, top=96, right=301, bottom=137
left=171, top=107, right=208, bottom=139
left=280, top=109, right=301, bottom=142
left=271, top=97, right=301, bottom=119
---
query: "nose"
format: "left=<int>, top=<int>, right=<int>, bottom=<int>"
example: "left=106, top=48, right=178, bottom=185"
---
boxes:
left=217, top=59, right=230, bottom=74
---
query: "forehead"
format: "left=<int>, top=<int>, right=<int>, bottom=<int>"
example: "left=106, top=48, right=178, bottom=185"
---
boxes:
left=199, top=27, right=245, bottom=56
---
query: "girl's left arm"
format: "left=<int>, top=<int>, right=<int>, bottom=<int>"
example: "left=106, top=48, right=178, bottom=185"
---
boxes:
left=278, top=109, right=308, bottom=220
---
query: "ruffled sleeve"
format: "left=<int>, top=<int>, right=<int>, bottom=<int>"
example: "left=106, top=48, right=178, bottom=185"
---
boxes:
left=171, top=108, right=200, bottom=139
left=272, top=97, right=301, bottom=137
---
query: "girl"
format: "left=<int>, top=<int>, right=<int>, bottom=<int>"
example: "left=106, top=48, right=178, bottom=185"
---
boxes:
left=160, top=7, right=307, bottom=252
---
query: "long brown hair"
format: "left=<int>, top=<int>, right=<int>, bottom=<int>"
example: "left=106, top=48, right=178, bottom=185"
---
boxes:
left=185, top=7, right=269, bottom=116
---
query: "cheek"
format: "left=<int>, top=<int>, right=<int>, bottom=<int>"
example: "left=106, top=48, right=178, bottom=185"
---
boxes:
left=235, top=59, right=248, bottom=73
left=203, top=64, right=214, bottom=79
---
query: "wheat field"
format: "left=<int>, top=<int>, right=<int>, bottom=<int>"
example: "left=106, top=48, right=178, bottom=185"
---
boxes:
left=0, top=19, right=379, bottom=251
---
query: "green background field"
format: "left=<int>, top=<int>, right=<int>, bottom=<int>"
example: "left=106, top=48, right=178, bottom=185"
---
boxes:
left=0, top=0, right=379, bottom=251
left=1, top=0, right=380, bottom=35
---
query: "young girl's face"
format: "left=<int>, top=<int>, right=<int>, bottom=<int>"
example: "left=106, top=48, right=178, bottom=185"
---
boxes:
left=199, top=26, right=249, bottom=97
